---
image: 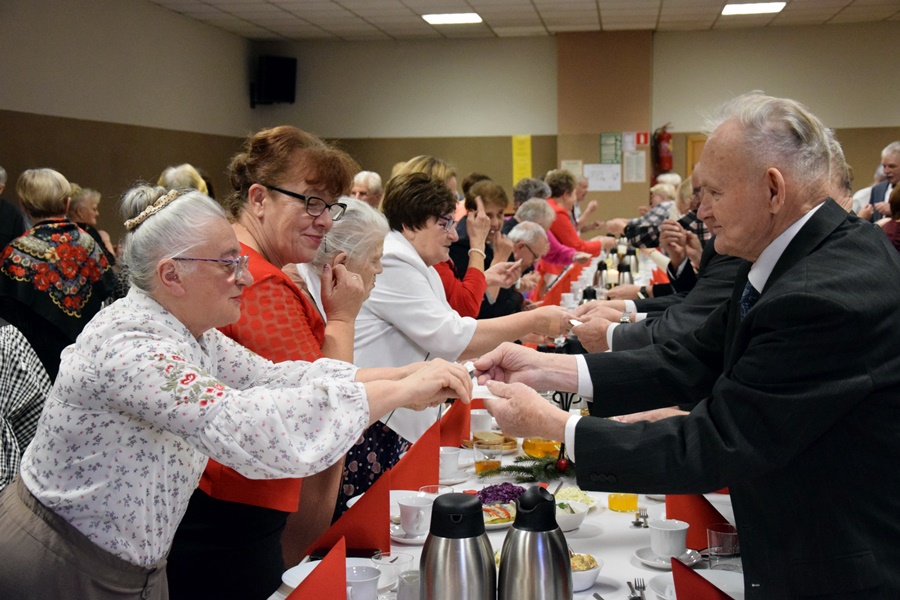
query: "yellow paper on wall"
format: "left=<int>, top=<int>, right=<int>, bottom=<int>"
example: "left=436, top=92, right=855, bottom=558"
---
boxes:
left=512, top=135, right=532, bottom=183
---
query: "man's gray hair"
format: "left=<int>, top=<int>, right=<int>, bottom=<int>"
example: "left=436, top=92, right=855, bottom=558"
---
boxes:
left=705, top=92, right=832, bottom=194
left=827, top=134, right=852, bottom=210
left=0, top=166, right=6, bottom=187
left=514, top=198, right=555, bottom=230
left=513, top=178, right=550, bottom=208
left=882, top=141, right=900, bottom=159
left=508, top=220, right=548, bottom=246
left=353, top=171, right=383, bottom=196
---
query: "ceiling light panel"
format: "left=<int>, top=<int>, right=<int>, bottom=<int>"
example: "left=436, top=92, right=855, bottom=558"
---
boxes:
left=721, top=3, right=786, bottom=16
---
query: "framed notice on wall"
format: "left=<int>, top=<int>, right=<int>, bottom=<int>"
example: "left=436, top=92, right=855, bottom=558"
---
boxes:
left=600, top=133, right=622, bottom=164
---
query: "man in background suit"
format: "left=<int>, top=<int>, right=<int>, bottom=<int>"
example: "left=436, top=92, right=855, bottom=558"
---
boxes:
left=867, top=141, right=899, bottom=221
left=572, top=240, right=743, bottom=352
left=473, top=93, right=900, bottom=599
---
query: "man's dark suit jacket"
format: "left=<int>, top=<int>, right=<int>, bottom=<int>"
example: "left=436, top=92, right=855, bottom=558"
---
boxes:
left=574, top=200, right=900, bottom=599
left=612, top=241, right=744, bottom=350
left=867, top=180, right=891, bottom=222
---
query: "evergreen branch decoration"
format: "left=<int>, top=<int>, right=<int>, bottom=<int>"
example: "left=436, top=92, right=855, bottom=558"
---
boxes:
left=478, top=454, right=574, bottom=483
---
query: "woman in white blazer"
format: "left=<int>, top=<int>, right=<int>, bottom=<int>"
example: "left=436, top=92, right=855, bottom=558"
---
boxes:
left=334, top=172, right=572, bottom=516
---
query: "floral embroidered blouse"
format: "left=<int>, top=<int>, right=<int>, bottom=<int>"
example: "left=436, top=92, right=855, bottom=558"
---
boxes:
left=19, top=287, right=369, bottom=567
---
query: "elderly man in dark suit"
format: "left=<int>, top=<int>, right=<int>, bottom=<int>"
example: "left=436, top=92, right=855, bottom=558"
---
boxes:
left=473, top=92, right=900, bottom=599
left=867, top=141, right=899, bottom=221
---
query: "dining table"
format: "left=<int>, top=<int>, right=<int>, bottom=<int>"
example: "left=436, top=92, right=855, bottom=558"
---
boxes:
left=267, top=435, right=742, bottom=600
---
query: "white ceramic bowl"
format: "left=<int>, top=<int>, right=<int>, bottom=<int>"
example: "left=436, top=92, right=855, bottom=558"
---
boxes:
left=571, top=558, right=603, bottom=592
left=555, top=500, right=589, bottom=532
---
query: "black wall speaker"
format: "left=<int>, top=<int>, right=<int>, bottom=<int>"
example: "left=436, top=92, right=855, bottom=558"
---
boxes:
left=250, top=55, right=297, bottom=108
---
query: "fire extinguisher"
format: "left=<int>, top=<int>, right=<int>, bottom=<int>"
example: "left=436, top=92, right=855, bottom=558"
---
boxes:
left=652, top=123, right=673, bottom=180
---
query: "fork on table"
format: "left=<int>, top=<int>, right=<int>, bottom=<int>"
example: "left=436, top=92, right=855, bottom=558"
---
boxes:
left=638, top=506, right=649, bottom=527
left=634, top=577, right=646, bottom=599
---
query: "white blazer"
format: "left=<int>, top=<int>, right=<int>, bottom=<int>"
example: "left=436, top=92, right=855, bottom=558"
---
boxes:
left=355, top=230, right=477, bottom=442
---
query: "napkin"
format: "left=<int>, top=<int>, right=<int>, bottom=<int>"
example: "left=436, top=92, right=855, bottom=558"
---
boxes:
left=287, top=537, right=346, bottom=599
left=440, top=400, right=469, bottom=447
left=665, top=494, right=729, bottom=551
left=671, top=557, right=734, bottom=599
left=389, top=416, right=440, bottom=490
left=302, top=469, right=391, bottom=556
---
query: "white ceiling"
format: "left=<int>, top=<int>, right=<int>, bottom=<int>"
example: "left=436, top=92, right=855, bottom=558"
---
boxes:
left=148, top=0, right=900, bottom=41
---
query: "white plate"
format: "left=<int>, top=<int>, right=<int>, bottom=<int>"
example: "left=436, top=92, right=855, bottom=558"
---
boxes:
left=390, top=524, right=427, bottom=545
left=645, top=494, right=666, bottom=502
left=634, top=547, right=703, bottom=570
left=346, top=489, right=419, bottom=523
left=283, top=557, right=383, bottom=589
left=439, top=471, right=470, bottom=486
left=649, top=569, right=744, bottom=599
left=484, top=520, right=513, bottom=530
left=646, top=500, right=735, bottom=526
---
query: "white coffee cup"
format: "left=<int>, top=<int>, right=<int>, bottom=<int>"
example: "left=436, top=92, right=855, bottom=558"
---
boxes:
left=439, top=447, right=460, bottom=478
left=346, top=565, right=380, bottom=600
left=470, top=409, right=493, bottom=436
left=649, top=518, right=689, bottom=558
left=398, top=495, right=433, bottom=536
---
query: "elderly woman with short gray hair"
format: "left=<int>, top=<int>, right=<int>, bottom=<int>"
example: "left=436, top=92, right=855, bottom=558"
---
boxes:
left=0, top=185, right=471, bottom=600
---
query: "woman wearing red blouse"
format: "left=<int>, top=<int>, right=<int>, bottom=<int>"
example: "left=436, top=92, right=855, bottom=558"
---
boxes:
left=545, top=169, right=616, bottom=258
left=166, top=126, right=366, bottom=599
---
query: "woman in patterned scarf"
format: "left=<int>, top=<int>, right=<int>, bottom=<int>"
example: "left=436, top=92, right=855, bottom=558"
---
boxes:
left=0, top=185, right=471, bottom=600
left=0, top=168, right=114, bottom=379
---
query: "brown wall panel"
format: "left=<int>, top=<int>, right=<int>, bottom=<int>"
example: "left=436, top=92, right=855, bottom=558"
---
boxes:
left=557, top=31, right=654, bottom=135
left=0, top=110, right=243, bottom=244
left=556, top=32, right=654, bottom=225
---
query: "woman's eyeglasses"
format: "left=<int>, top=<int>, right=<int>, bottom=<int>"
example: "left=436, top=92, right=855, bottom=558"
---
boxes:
left=173, top=254, right=250, bottom=280
left=436, top=215, right=458, bottom=232
left=262, top=184, right=347, bottom=221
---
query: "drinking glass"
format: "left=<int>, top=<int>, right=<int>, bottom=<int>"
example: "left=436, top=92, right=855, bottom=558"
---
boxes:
left=473, top=441, right=502, bottom=474
left=707, top=522, right=741, bottom=572
left=607, top=492, right=638, bottom=512
left=371, top=551, right=414, bottom=591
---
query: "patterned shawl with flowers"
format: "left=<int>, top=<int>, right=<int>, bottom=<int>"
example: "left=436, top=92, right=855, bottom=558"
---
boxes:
left=0, top=219, right=112, bottom=340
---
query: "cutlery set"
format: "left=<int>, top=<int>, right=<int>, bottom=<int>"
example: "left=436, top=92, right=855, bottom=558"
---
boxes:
left=626, top=577, right=646, bottom=599
left=630, top=507, right=649, bottom=528
left=591, top=576, right=646, bottom=600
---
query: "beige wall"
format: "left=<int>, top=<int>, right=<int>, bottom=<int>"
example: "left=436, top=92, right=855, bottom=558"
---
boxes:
left=653, top=22, right=898, bottom=133
left=0, top=0, right=252, bottom=136
left=252, top=36, right=558, bottom=138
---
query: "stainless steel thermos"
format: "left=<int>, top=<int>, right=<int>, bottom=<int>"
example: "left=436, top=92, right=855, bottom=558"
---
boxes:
left=421, top=493, right=496, bottom=599
left=498, top=486, right=573, bottom=600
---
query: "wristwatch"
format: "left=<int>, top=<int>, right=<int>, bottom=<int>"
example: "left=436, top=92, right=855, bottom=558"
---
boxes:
left=619, top=311, right=631, bottom=324
left=637, top=285, right=648, bottom=299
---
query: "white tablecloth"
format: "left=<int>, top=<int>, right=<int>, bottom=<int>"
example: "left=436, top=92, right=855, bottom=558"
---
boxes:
left=269, top=444, right=742, bottom=600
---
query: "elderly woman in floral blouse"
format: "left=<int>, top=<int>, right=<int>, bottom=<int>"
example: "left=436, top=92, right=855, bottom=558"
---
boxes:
left=0, top=186, right=471, bottom=600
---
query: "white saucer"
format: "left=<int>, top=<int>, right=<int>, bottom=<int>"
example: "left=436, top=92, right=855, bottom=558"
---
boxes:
left=634, top=547, right=703, bottom=570
left=439, top=471, right=470, bottom=486
left=484, top=520, right=513, bottom=530
left=284, top=557, right=385, bottom=588
left=649, top=569, right=744, bottom=599
left=390, top=524, right=427, bottom=545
